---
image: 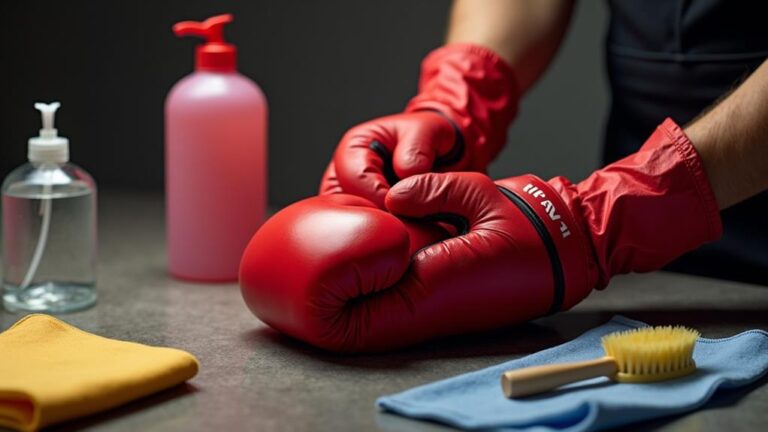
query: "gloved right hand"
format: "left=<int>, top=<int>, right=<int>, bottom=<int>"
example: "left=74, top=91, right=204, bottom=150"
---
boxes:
left=243, top=119, right=722, bottom=352
left=319, top=43, right=520, bottom=208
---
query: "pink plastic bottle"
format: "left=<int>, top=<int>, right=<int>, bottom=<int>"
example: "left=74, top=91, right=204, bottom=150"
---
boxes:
left=166, top=14, right=267, bottom=281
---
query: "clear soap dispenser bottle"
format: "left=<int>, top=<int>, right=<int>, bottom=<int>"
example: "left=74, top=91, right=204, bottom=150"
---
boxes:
left=2, top=102, right=97, bottom=312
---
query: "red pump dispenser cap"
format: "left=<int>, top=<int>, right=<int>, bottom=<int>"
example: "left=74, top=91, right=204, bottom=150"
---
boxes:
left=173, top=14, right=237, bottom=72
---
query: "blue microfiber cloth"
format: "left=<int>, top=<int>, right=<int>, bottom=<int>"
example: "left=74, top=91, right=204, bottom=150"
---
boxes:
left=377, top=315, right=768, bottom=431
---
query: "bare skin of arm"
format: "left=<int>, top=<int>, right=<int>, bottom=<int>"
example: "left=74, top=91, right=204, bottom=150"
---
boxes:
left=446, top=0, right=574, bottom=94
left=686, top=59, right=768, bottom=209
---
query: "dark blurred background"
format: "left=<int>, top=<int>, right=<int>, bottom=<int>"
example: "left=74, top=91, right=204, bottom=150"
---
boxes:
left=0, top=1, right=606, bottom=207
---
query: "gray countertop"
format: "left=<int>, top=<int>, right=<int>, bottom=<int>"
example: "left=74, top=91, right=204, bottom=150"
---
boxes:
left=2, top=191, right=767, bottom=432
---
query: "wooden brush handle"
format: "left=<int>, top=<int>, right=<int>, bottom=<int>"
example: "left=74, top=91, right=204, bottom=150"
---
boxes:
left=501, top=357, right=618, bottom=398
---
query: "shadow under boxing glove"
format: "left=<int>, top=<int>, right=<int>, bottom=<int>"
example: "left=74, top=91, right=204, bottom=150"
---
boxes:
left=241, top=118, right=721, bottom=352
left=320, top=43, right=519, bottom=208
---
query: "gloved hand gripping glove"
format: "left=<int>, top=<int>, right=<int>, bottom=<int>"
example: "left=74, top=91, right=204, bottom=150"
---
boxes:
left=320, top=43, right=520, bottom=208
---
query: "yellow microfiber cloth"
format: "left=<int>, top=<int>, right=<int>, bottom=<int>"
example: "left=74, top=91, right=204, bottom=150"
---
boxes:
left=0, top=314, right=199, bottom=431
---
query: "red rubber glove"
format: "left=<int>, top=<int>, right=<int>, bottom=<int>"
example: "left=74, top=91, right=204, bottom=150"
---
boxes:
left=241, top=119, right=721, bottom=352
left=319, top=43, right=519, bottom=208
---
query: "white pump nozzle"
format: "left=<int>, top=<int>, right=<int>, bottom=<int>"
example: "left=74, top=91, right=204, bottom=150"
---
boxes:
left=29, top=101, right=69, bottom=163
left=35, top=102, right=60, bottom=135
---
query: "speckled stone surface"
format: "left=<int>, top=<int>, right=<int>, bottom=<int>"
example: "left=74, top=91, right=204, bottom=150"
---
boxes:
left=1, top=191, right=767, bottom=432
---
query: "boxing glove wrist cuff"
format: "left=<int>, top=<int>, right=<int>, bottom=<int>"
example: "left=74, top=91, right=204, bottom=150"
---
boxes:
left=495, top=175, right=595, bottom=312
left=405, top=43, right=520, bottom=170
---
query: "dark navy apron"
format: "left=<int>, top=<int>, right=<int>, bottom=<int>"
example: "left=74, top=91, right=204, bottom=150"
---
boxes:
left=605, top=0, right=768, bottom=285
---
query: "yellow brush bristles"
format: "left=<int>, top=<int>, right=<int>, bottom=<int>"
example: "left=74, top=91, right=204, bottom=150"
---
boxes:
left=601, top=326, right=700, bottom=383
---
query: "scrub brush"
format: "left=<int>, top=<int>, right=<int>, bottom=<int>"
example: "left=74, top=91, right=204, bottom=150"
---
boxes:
left=501, top=326, right=700, bottom=398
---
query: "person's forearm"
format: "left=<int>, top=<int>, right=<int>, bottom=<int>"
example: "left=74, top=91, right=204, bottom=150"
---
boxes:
left=685, top=59, right=768, bottom=209
left=446, top=0, right=574, bottom=93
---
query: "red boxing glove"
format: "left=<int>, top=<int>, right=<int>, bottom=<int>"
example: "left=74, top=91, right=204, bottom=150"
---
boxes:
left=320, top=43, right=519, bottom=207
left=239, top=193, right=450, bottom=351
left=242, top=119, right=721, bottom=351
